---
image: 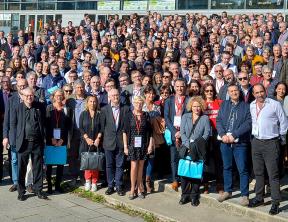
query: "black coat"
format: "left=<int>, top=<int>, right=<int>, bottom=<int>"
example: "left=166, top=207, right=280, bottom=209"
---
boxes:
left=79, top=110, right=101, bottom=154
left=10, top=101, right=46, bottom=152
left=45, top=104, right=73, bottom=146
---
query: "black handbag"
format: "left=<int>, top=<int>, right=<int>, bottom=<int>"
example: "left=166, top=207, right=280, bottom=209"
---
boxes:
left=80, top=146, right=105, bottom=171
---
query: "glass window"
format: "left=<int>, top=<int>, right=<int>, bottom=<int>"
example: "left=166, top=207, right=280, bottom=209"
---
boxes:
left=97, top=0, right=120, bottom=10
left=57, top=1, right=75, bottom=10
left=21, top=3, right=37, bottom=10
left=0, top=3, right=4, bottom=10
left=149, top=0, right=175, bottom=10
left=178, top=0, right=208, bottom=9
left=246, top=0, right=283, bottom=9
left=76, top=1, right=97, bottom=9
left=124, top=0, right=147, bottom=10
left=211, top=0, right=244, bottom=9
left=7, top=3, right=20, bottom=10
left=38, top=0, right=56, bottom=10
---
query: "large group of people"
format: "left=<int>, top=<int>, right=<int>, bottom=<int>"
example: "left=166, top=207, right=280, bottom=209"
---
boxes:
left=0, top=11, right=288, bottom=216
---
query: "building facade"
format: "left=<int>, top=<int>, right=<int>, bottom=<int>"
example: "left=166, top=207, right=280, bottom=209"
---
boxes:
left=0, top=0, right=288, bottom=35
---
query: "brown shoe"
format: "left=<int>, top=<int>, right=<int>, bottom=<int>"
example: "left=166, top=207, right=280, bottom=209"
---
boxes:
left=9, top=184, right=17, bottom=192
left=171, top=182, right=179, bottom=192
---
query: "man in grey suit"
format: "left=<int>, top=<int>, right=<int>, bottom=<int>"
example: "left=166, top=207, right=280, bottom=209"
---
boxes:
left=100, top=89, right=129, bottom=196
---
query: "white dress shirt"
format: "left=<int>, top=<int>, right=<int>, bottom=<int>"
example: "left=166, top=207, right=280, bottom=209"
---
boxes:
left=250, top=98, right=288, bottom=139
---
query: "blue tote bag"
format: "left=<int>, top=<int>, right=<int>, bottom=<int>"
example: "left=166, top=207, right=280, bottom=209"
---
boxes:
left=177, top=156, right=204, bottom=179
left=164, top=128, right=172, bottom=146
left=44, top=146, right=67, bottom=165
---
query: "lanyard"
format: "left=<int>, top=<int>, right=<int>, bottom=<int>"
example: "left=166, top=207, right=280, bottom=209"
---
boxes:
left=133, top=113, right=142, bottom=135
left=54, top=109, right=61, bottom=128
left=175, top=96, right=185, bottom=115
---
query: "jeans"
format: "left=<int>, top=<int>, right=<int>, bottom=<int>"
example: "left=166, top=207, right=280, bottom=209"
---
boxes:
left=220, top=143, right=249, bottom=197
left=145, top=156, right=154, bottom=178
left=11, top=146, right=18, bottom=185
left=170, top=143, right=179, bottom=182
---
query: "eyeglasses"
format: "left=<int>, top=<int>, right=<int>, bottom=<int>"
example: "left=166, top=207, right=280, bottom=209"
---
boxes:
left=238, top=77, right=248, bottom=81
left=205, top=90, right=213, bottom=93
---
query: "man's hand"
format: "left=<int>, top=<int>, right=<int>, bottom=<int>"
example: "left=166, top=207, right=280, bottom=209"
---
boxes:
left=227, top=134, right=235, bottom=143
left=2, top=138, right=9, bottom=150
left=175, top=131, right=181, bottom=139
left=222, top=135, right=229, bottom=143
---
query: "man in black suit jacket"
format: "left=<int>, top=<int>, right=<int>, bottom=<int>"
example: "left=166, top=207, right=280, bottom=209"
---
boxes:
left=3, top=79, right=27, bottom=192
left=10, top=87, right=47, bottom=201
left=100, top=88, right=129, bottom=196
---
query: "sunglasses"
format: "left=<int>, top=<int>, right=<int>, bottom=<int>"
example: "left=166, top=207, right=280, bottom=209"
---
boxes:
left=238, top=77, right=248, bottom=81
left=162, top=76, right=170, bottom=78
left=64, top=90, right=73, bottom=93
left=205, top=90, right=213, bottom=93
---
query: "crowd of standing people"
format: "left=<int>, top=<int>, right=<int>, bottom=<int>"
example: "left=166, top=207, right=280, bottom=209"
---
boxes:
left=0, top=11, right=288, bottom=216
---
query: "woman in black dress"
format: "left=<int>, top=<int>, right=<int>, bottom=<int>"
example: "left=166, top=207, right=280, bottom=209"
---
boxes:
left=123, top=96, right=153, bottom=200
left=46, top=89, right=72, bottom=194
left=79, top=96, right=102, bottom=192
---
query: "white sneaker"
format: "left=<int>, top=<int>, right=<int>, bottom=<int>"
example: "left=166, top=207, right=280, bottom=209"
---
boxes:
left=84, top=181, right=91, bottom=191
left=91, top=183, right=97, bottom=192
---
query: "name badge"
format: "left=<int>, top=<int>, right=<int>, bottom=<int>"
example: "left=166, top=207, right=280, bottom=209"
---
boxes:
left=53, top=128, right=61, bottom=139
left=252, top=124, right=259, bottom=136
left=173, top=116, right=181, bottom=127
left=134, top=136, right=142, bottom=148
left=272, top=70, right=276, bottom=78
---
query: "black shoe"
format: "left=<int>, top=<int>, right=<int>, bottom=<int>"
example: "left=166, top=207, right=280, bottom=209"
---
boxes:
left=36, top=191, right=48, bottom=200
left=116, top=187, right=125, bottom=196
left=248, top=198, right=264, bottom=208
left=17, top=194, right=26, bottom=201
left=269, top=203, right=280, bottom=215
left=9, top=184, right=17, bottom=192
left=191, top=198, right=200, bottom=207
left=105, top=187, right=114, bottom=195
left=179, top=197, right=189, bottom=205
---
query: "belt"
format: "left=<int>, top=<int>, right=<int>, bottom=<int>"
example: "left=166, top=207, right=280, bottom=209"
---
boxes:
left=254, top=137, right=279, bottom=142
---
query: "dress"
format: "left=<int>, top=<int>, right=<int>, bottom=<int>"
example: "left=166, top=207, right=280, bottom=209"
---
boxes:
left=124, top=112, right=152, bottom=161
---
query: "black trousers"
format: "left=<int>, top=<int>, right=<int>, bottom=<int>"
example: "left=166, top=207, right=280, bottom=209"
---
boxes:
left=251, top=138, right=281, bottom=204
left=18, top=140, right=43, bottom=195
left=181, top=176, right=201, bottom=200
left=46, top=165, right=64, bottom=187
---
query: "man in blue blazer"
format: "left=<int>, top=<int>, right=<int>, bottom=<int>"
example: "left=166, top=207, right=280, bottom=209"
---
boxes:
left=164, top=78, right=189, bottom=191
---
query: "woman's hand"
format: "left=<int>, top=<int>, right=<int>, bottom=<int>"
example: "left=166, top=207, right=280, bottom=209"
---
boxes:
left=147, top=146, right=153, bottom=154
left=52, top=138, right=57, bottom=146
left=85, top=137, right=94, bottom=146
left=94, top=138, right=100, bottom=147
left=56, top=139, right=64, bottom=146
left=124, top=146, right=128, bottom=155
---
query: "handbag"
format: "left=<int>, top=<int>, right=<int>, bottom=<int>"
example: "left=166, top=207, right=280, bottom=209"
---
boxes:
left=177, top=156, right=204, bottom=179
left=80, top=146, right=105, bottom=171
left=44, top=145, right=67, bottom=165
left=164, top=128, right=172, bottom=146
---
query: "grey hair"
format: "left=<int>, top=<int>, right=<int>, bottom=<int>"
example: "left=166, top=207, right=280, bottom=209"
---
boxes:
left=73, top=79, right=85, bottom=88
left=262, top=65, right=272, bottom=73
left=26, top=71, right=37, bottom=80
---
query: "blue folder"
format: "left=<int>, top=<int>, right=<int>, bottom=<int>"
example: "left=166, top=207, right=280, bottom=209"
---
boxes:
left=44, top=146, right=67, bottom=165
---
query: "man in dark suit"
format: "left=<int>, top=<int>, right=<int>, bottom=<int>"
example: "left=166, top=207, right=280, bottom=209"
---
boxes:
left=164, top=78, right=189, bottom=191
left=100, top=88, right=129, bottom=196
left=10, top=87, right=47, bottom=201
left=3, top=79, right=27, bottom=192
left=0, top=76, right=13, bottom=183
